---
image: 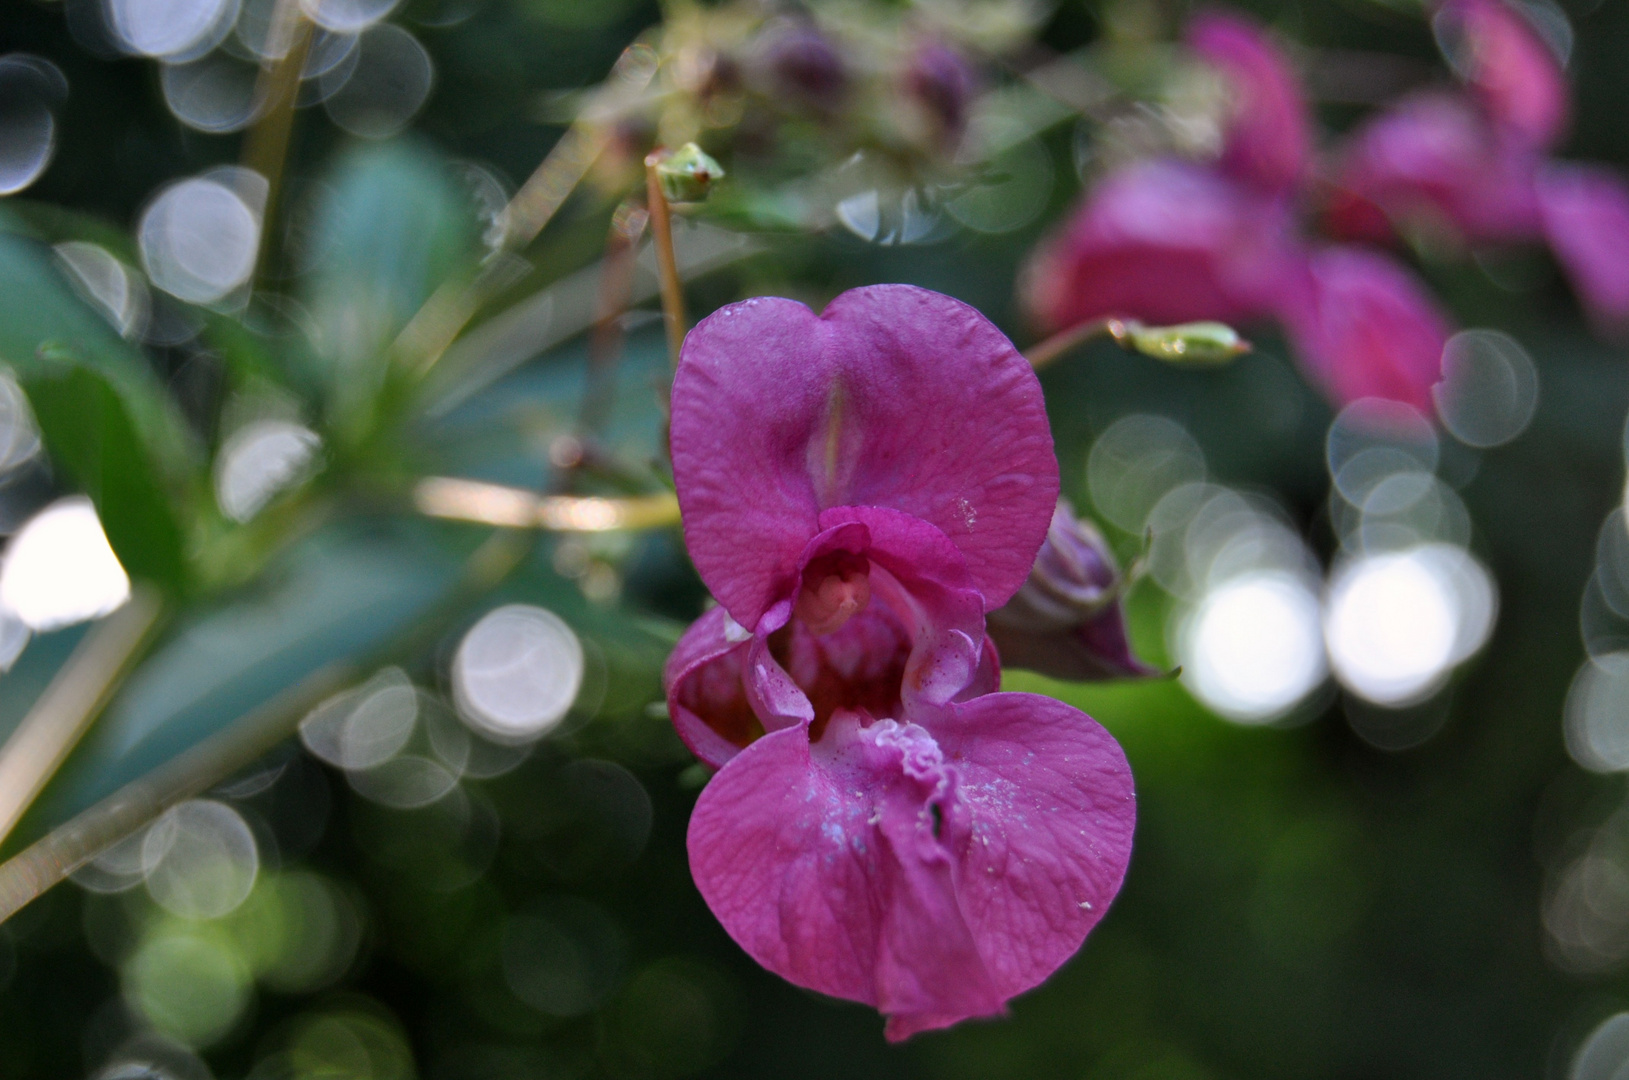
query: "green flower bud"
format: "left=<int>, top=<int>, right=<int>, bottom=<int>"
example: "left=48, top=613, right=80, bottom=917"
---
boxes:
left=655, top=143, right=726, bottom=204
left=1125, top=321, right=1250, bottom=364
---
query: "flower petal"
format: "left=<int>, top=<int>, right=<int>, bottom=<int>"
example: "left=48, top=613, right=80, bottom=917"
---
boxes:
left=1438, top=0, right=1569, bottom=149
left=1327, top=92, right=1542, bottom=244
left=1187, top=10, right=1311, bottom=194
left=671, top=286, right=1058, bottom=625
left=921, top=691, right=1135, bottom=1003
left=1022, top=161, right=1298, bottom=333
left=687, top=718, right=1004, bottom=1029
left=687, top=693, right=1135, bottom=1040
left=819, top=505, right=987, bottom=706
left=1538, top=163, right=1629, bottom=334
left=1279, top=246, right=1452, bottom=413
left=665, top=606, right=761, bottom=769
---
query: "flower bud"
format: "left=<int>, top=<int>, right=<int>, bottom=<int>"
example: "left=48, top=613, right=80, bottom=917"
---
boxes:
left=904, top=40, right=979, bottom=143
left=988, top=499, right=1159, bottom=681
left=758, top=18, right=849, bottom=115
left=655, top=143, right=726, bottom=204
left=1124, top=320, right=1251, bottom=364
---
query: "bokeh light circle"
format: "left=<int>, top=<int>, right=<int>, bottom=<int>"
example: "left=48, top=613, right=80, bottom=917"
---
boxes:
left=138, top=176, right=260, bottom=304
left=453, top=604, right=584, bottom=744
left=0, top=55, right=67, bottom=195
left=1324, top=545, right=1496, bottom=706
left=0, top=496, right=131, bottom=631
left=215, top=419, right=321, bottom=522
left=106, top=0, right=241, bottom=60
left=1434, top=329, right=1539, bottom=448
left=142, top=799, right=260, bottom=920
left=319, top=23, right=433, bottom=139
left=1565, top=653, right=1629, bottom=773
left=1088, top=414, right=1207, bottom=534
left=299, top=0, right=400, bottom=32
left=1179, top=570, right=1327, bottom=723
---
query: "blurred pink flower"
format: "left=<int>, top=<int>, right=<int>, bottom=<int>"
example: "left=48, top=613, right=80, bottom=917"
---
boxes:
left=1329, top=0, right=1629, bottom=332
left=665, top=285, right=1135, bottom=1041
left=1023, top=9, right=1452, bottom=414
left=1279, top=247, right=1455, bottom=413
left=1187, top=8, right=1312, bottom=194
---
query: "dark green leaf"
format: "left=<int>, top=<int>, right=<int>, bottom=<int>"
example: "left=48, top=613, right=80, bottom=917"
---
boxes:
left=301, top=140, right=479, bottom=435
left=12, top=521, right=469, bottom=846
left=20, top=362, right=188, bottom=590
left=0, top=228, right=197, bottom=482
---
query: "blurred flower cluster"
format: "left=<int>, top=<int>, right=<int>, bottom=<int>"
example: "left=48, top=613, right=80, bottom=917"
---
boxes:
left=649, top=0, right=1041, bottom=176
left=1024, top=0, right=1629, bottom=416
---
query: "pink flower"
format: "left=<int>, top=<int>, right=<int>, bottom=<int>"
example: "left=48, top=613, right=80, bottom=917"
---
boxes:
left=1279, top=247, right=1453, bottom=414
left=1328, top=0, right=1629, bottom=332
left=1187, top=8, right=1312, bottom=195
left=1437, top=0, right=1569, bottom=149
left=665, top=285, right=1136, bottom=1041
left=1023, top=9, right=1453, bottom=414
left=1021, top=159, right=1300, bottom=332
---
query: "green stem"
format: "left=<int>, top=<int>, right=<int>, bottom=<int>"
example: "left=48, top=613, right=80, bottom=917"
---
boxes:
left=1023, top=316, right=1132, bottom=371
left=645, top=151, right=688, bottom=371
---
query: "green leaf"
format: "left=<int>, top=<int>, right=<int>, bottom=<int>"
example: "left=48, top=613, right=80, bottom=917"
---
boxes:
left=0, top=227, right=198, bottom=482
left=20, top=362, right=189, bottom=590
left=11, top=521, right=470, bottom=846
left=301, top=141, right=479, bottom=437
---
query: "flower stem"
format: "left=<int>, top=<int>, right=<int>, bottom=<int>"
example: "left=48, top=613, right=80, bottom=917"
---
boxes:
left=0, top=588, right=165, bottom=848
left=645, top=150, right=688, bottom=370
left=1023, top=316, right=1132, bottom=371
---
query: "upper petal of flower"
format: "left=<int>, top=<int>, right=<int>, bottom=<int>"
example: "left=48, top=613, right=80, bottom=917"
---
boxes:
left=686, top=692, right=1134, bottom=1040
left=1021, top=161, right=1299, bottom=333
left=671, top=285, right=1058, bottom=626
left=1278, top=246, right=1453, bottom=414
left=1187, top=9, right=1312, bottom=194
left=1537, top=163, right=1629, bottom=335
left=1437, top=0, right=1569, bottom=149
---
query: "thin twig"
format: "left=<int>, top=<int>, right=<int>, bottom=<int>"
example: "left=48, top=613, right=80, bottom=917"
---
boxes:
left=1024, top=316, right=1132, bottom=371
left=241, top=0, right=314, bottom=287
left=390, top=40, right=660, bottom=378
left=581, top=200, right=649, bottom=436
left=414, top=477, right=679, bottom=531
left=0, top=589, right=165, bottom=848
left=0, top=531, right=531, bottom=925
left=644, top=152, right=688, bottom=370
left=0, top=662, right=352, bottom=924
